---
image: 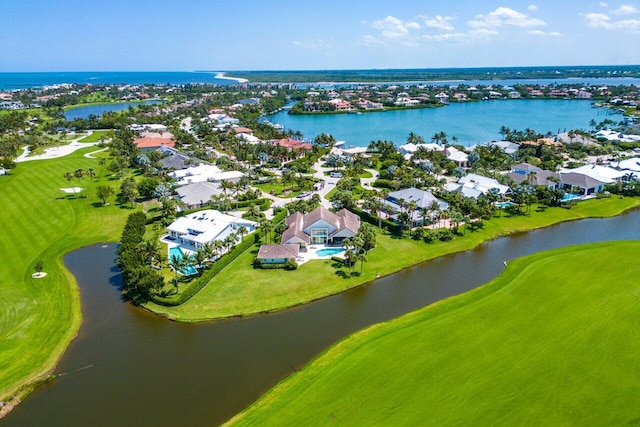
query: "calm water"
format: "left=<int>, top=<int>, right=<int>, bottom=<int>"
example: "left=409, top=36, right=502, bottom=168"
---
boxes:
left=269, top=99, right=618, bottom=147
left=5, top=209, right=640, bottom=426
left=64, top=100, right=162, bottom=120
left=0, top=72, right=237, bottom=91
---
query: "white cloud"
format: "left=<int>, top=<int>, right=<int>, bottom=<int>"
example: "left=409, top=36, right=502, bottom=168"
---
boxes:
left=292, top=39, right=332, bottom=49
left=422, top=28, right=498, bottom=43
left=527, top=30, right=563, bottom=36
left=469, top=7, right=546, bottom=29
left=599, top=2, right=609, bottom=6
left=612, top=4, right=638, bottom=15
left=422, top=15, right=456, bottom=31
left=528, top=4, right=538, bottom=11
left=370, top=16, right=421, bottom=39
left=360, top=34, right=386, bottom=47
left=583, top=12, right=640, bottom=31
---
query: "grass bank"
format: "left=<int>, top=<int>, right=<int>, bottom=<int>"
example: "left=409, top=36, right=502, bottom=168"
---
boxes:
left=145, top=197, right=640, bottom=321
left=228, top=240, right=640, bottom=425
left=0, top=149, right=130, bottom=408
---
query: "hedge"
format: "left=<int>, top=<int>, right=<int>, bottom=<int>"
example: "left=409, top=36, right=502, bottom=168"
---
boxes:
left=150, top=208, right=289, bottom=307
left=349, top=207, right=401, bottom=235
left=150, top=233, right=260, bottom=306
left=372, top=179, right=395, bottom=189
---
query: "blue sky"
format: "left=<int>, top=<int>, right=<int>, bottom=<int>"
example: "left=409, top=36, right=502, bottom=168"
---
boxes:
left=1, top=0, right=640, bottom=71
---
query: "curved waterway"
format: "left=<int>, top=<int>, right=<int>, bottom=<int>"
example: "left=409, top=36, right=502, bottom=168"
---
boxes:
left=5, top=210, right=640, bottom=426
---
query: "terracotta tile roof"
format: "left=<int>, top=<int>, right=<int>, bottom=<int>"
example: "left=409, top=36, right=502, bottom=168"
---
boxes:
left=257, top=244, right=299, bottom=260
left=134, top=137, right=175, bottom=149
left=232, top=127, right=253, bottom=134
left=272, top=139, right=313, bottom=150
left=335, top=208, right=360, bottom=235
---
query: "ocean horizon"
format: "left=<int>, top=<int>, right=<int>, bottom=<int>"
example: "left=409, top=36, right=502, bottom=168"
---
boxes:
left=3, top=67, right=640, bottom=91
left=0, top=71, right=239, bottom=91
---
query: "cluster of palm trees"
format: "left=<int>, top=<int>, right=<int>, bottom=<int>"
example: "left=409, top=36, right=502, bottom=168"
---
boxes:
left=63, top=168, right=96, bottom=198
left=340, top=224, right=376, bottom=274
left=167, top=226, right=248, bottom=290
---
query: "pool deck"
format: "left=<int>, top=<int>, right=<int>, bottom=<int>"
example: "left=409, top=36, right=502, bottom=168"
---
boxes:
left=296, top=245, right=345, bottom=265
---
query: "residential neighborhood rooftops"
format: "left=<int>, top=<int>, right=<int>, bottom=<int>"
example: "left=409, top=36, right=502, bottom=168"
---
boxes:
left=134, top=136, right=175, bottom=150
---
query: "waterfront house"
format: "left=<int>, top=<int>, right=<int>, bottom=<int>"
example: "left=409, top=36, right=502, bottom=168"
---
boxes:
left=382, top=187, right=449, bottom=226
left=166, top=210, right=256, bottom=251
left=281, top=206, right=360, bottom=251
left=272, top=139, right=313, bottom=151
left=256, top=244, right=300, bottom=264
left=446, top=173, right=512, bottom=199
left=558, top=172, right=607, bottom=195
left=564, top=164, right=626, bottom=184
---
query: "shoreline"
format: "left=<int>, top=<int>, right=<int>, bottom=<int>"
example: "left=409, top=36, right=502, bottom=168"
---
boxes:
left=4, top=201, right=640, bottom=419
left=144, top=198, right=640, bottom=322
left=214, top=72, right=249, bottom=84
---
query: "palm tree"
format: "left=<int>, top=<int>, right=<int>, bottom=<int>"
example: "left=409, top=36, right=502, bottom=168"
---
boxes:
left=169, top=253, right=186, bottom=291
left=236, top=225, right=248, bottom=241
left=63, top=172, right=77, bottom=198
left=357, top=251, right=367, bottom=274
left=202, top=241, right=216, bottom=263
left=74, top=168, right=86, bottom=197
left=194, top=248, right=208, bottom=268
left=259, top=219, right=273, bottom=244
left=428, top=200, right=441, bottom=226
left=220, top=179, right=234, bottom=196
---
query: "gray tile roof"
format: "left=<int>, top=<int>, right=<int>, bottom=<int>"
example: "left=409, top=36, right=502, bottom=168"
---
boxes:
left=559, top=172, right=606, bottom=188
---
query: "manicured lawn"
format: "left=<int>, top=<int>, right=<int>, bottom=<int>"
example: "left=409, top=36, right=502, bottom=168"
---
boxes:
left=228, top=241, right=640, bottom=425
left=254, top=181, right=303, bottom=198
left=0, top=150, right=130, bottom=403
left=146, top=197, right=640, bottom=321
left=78, top=129, right=112, bottom=142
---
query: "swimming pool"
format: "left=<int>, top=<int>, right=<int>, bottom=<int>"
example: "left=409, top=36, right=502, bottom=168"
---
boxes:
left=316, top=247, right=345, bottom=257
left=561, top=193, right=582, bottom=202
left=495, top=201, right=516, bottom=208
left=169, top=246, right=197, bottom=275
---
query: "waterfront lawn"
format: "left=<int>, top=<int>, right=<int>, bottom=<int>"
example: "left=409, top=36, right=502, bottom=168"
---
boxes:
left=228, top=241, right=640, bottom=425
left=0, top=150, right=130, bottom=402
left=145, top=197, right=640, bottom=321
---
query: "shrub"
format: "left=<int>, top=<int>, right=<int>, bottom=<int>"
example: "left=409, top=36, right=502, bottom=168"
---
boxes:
left=437, top=229, right=454, bottom=241
left=423, top=230, right=435, bottom=244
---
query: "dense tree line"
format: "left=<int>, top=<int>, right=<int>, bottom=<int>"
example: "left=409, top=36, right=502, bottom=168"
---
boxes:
left=117, top=212, right=164, bottom=303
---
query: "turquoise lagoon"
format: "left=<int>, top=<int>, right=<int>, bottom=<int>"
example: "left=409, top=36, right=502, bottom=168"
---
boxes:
left=268, top=99, right=618, bottom=147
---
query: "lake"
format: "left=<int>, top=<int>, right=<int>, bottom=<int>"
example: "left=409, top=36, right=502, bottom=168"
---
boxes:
left=5, top=209, right=640, bottom=426
left=64, top=100, right=162, bottom=120
left=268, top=99, right=619, bottom=147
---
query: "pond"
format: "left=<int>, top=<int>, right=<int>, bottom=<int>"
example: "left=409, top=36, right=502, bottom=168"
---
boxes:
left=64, top=100, right=162, bottom=121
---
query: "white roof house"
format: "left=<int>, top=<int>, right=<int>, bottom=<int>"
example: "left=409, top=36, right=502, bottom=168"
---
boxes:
left=563, top=164, right=626, bottom=184
left=169, top=164, right=244, bottom=185
left=446, top=173, right=511, bottom=199
left=612, top=157, right=640, bottom=173
left=166, top=210, right=257, bottom=250
left=399, top=143, right=443, bottom=155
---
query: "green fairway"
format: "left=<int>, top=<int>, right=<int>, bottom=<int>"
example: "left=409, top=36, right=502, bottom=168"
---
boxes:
left=228, top=241, right=640, bottom=426
left=0, top=150, right=129, bottom=404
left=146, top=197, right=640, bottom=321
left=77, top=129, right=112, bottom=142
